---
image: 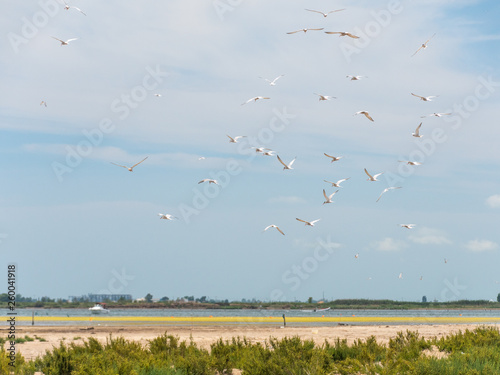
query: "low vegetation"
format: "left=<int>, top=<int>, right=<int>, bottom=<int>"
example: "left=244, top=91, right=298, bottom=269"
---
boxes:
left=2, top=326, right=500, bottom=374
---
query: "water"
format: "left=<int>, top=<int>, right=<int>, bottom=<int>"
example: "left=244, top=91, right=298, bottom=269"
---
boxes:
left=4, top=308, right=500, bottom=326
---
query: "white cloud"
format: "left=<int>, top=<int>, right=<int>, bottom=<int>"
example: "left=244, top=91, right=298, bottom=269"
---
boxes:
left=464, top=239, right=498, bottom=252
left=373, top=237, right=407, bottom=252
left=486, top=195, right=500, bottom=208
left=408, top=227, right=452, bottom=245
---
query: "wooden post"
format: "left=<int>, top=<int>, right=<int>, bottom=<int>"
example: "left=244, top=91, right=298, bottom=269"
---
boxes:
left=32, top=310, right=34, bottom=326
left=282, top=313, right=286, bottom=327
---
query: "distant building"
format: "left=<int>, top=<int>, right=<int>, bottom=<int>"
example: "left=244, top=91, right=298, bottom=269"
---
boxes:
left=69, top=294, right=133, bottom=303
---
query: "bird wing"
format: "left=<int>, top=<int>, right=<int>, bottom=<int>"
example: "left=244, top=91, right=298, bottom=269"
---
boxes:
left=338, top=178, right=350, bottom=184
left=373, top=172, right=384, bottom=179
left=226, top=135, right=235, bottom=142
left=131, top=156, right=148, bottom=169
left=241, top=97, right=256, bottom=105
left=414, top=122, right=422, bottom=135
left=376, top=190, right=387, bottom=202
left=424, top=33, right=436, bottom=45
left=110, top=162, right=128, bottom=169
left=276, top=227, right=285, bottom=235
left=65, top=38, right=78, bottom=43
left=323, top=189, right=329, bottom=200
left=296, top=218, right=307, bottom=223
left=310, top=219, right=321, bottom=225
left=270, top=75, right=284, bottom=84
left=198, top=179, right=209, bottom=184
left=324, top=31, right=341, bottom=35
left=71, top=6, right=86, bottom=15
left=288, top=157, right=296, bottom=168
left=364, top=168, right=374, bottom=179
left=411, top=46, right=423, bottom=57
left=324, top=153, right=333, bottom=159
left=276, top=155, right=287, bottom=168
left=263, top=225, right=273, bottom=231
left=363, top=112, right=374, bottom=121
left=328, top=9, right=346, bottom=14
left=51, top=36, right=65, bottom=43
left=330, top=189, right=339, bottom=198
left=411, top=93, right=424, bottom=99
left=305, top=9, right=325, bottom=15
left=309, top=28, right=324, bottom=31
left=346, top=33, right=360, bottom=39
left=287, top=30, right=302, bottom=34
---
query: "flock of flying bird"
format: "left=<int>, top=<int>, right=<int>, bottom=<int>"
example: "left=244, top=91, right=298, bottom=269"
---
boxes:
left=43, top=5, right=447, bottom=281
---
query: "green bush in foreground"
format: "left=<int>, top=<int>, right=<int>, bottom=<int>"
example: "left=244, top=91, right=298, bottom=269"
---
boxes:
left=1, top=326, right=500, bottom=374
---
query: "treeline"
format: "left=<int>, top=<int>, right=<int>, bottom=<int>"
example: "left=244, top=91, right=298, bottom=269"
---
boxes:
left=3, top=327, right=500, bottom=374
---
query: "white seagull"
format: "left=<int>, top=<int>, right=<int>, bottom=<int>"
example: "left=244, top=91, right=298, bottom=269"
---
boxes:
left=296, top=218, right=321, bottom=226
left=198, top=179, right=219, bottom=185
left=40, top=101, right=47, bottom=107
left=399, top=224, right=416, bottom=229
left=287, top=28, right=324, bottom=34
left=110, top=157, right=148, bottom=172
left=412, top=33, right=436, bottom=57
left=251, top=146, right=271, bottom=154
left=355, top=253, right=359, bottom=259
left=398, top=160, right=422, bottom=166
left=323, top=189, right=339, bottom=204
left=323, top=178, right=350, bottom=188
left=412, top=123, right=423, bottom=138
left=411, top=93, right=439, bottom=102
left=325, top=31, right=360, bottom=39
left=227, top=135, right=246, bottom=143
left=263, top=225, right=285, bottom=236
left=241, top=96, right=270, bottom=105
left=259, top=75, right=284, bottom=86
left=354, top=111, right=374, bottom=122
left=51, top=36, right=78, bottom=46
left=262, top=150, right=276, bottom=156
left=305, top=9, right=345, bottom=17
left=364, top=168, right=383, bottom=181
left=399, top=272, right=403, bottom=279
left=158, top=213, right=177, bottom=220
left=154, top=94, right=162, bottom=97
left=63, top=1, right=86, bottom=15
left=314, top=93, right=336, bottom=101
left=277, top=155, right=296, bottom=170
left=421, top=112, right=452, bottom=118
left=346, top=75, right=367, bottom=81
left=376, top=186, right=402, bottom=202
left=324, top=153, right=342, bottom=163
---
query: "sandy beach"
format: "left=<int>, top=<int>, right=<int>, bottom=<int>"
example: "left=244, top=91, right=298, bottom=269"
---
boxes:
left=6, top=324, right=497, bottom=361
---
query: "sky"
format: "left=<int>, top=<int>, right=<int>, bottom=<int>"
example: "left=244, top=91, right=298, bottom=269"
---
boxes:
left=1, top=0, right=500, bottom=303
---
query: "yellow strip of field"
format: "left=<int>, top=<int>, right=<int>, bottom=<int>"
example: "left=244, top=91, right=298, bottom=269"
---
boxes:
left=13, top=316, right=500, bottom=323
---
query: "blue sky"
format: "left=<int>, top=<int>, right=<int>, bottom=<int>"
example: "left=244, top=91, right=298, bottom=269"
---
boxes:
left=1, top=0, right=499, bottom=303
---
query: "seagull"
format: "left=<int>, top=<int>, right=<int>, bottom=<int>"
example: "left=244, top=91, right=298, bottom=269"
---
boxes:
left=262, top=150, right=276, bottom=156
left=251, top=146, right=271, bottom=154
left=399, top=272, right=403, bottom=279
left=398, top=160, right=422, bottom=166
left=63, top=1, right=86, bottom=15
left=346, top=75, right=367, bottom=81
left=412, top=33, right=436, bottom=57
left=154, top=94, right=162, bottom=97
left=241, top=96, right=270, bottom=105
left=355, top=253, right=359, bottom=259
left=110, top=157, right=148, bottom=172
left=376, top=186, right=402, bottom=202
left=40, top=101, right=47, bottom=107
left=324, top=153, right=342, bottom=163
left=287, top=28, right=324, bottom=34
left=444, top=258, right=448, bottom=264
left=314, top=93, right=336, bottom=101
left=305, top=9, right=345, bottom=17
left=400, top=224, right=416, bottom=229
left=51, top=36, right=78, bottom=46
left=325, top=31, right=360, bottom=39
left=323, top=189, right=339, bottom=204
left=198, top=179, right=219, bottom=185
left=411, top=93, right=439, bottom=102
left=263, top=225, right=285, bottom=236
left=259, top=75, right=284, bottom=86
left=198, top=157, right=206, bottom=160
left=158, top=213, right=177, bottom=220
left=354, top=111, right=374, bottom=122
left=277, top=155, right=296, bottom=170
left=412, top=123, right=423, bottom=138
left=296, top=218, right=320, bottom=226
left=421, top=112, right=452, bottom=118
left=227, top=135, right=246, bottom=143
left=323, top=178, right=350, bottom=188
left=364, top=168, right=383, bottom=181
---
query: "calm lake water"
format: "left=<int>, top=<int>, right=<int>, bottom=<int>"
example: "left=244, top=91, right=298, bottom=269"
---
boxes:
left=5, top=308, right=500, bottom=326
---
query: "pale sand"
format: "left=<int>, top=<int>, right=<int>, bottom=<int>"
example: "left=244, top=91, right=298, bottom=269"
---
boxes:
left=6, top=324, right=497, bottom=361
